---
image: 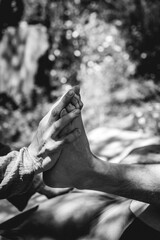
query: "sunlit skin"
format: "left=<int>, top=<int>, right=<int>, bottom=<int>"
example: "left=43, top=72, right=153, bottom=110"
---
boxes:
left=44, top=89, right=160, bottom=206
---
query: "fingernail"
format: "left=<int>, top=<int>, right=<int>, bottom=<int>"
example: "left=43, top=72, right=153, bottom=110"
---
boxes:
left=61, top=109, right=67, bottom=115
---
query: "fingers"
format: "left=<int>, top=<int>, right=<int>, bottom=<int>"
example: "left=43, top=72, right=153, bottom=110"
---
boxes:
left=59, top=108, right=73, bottom=137
left=71, top=86, right=83, bottom=110
left=61, top=108, right=70, bottom=117
left=71, top=87, right=83, bottom=110
left=50, top=87, right=83, bottom=122
left=66, top=103, right=76, bottom=113
left=60, top=128, right=81, bottom=144
left=50, top=89, right=75, bottom=121
left=59, top=123, right=73, bottom=138
left=52, top=109, right=80, bottom=137
left=69, top=95, right=83, bottom=112
left=58, top=108, right=72, bottom=138
left=71, top=95, right=80, bottom=109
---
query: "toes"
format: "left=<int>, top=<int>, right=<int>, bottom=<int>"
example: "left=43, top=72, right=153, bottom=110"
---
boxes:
left=78, top=96, right=83, bottom=109
left=71, top=95, right=80, bottom=109
left=51, top=89, right=75, bottom=120
left=49, top=86, right=82, bottom=123
left=66, top=103, right=75, bottom=113
left=79, top=100, right=83, bottom=109
left=48, top=86, right=83, bottom=130
left=71, top=86, right=83, bottom=110
left=76, top=93, right=83, bottom=109
left=51, top=109, right=80, bottom=137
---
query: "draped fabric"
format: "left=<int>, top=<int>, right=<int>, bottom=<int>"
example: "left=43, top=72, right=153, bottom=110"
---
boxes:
left=0, top=142, right=43, bottom=210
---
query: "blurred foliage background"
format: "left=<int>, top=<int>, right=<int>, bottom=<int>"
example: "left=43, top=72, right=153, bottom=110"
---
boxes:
left=1, top=0, right=160, bottom=149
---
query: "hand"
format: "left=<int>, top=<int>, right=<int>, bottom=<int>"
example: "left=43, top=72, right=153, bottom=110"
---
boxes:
left=43, top=88, right=93, bottom=188
left=28, top=87, right=82, bottom=174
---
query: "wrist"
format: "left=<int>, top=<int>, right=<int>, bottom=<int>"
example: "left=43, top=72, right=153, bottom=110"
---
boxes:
left=27, top=145, right=43, bottom=174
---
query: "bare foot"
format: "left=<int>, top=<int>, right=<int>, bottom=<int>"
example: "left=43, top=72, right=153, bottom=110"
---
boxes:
left=43, top=96, right=92, bottom=188
left=28, top=88, right=82, bottom=174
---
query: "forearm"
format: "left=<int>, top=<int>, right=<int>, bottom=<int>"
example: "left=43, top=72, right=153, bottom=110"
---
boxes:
left=76, top=154, right=160, bottom=205
left=0, top=147, right=37, bottom=199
